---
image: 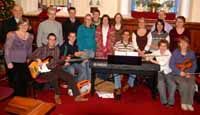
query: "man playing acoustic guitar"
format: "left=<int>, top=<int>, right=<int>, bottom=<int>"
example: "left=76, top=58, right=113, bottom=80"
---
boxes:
left=29, top=33, right=88, bottom=104
left=169, top=36, right=197, bottom=111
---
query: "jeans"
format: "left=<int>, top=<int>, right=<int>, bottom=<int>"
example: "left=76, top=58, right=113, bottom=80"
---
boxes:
left=80, top=49, right=95, bottom=81
left=157, top=72, right=176, bottom=105
left=63, top=63, right=84, bottom=82
left=114, top=74, right=136, bottom=89
left=63, top=49, right=95, bottom=82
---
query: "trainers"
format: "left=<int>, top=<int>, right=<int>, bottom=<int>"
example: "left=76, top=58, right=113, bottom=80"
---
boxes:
left=68, top=89, right=73, bottom=96
left=60, top=84, right=68, bottom=89
left=187, top=105, right=194, bottom=111
left=181, top=104, right=188, bottom=111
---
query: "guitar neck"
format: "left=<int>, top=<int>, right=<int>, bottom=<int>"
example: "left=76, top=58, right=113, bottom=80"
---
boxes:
left=187, top=73, right=200, bottom=75
left=68, top=58, right=88, bottom=62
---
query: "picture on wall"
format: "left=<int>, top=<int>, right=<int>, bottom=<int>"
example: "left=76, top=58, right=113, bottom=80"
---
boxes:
left=131, top=0, right=179, bottom=13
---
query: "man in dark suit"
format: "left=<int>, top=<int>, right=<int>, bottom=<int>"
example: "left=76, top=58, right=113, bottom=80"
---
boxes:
left=1, top=5, right=23, bottom=44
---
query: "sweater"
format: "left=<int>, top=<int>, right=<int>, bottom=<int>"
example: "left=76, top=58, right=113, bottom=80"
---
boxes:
left=77, top=24, right=96, bottom=51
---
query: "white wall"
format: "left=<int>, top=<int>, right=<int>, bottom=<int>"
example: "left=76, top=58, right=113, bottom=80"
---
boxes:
left=14, top=0, right=38, bottom=13
left=74, top=0, right=119, bottom=17
left=189, top=0, right=200, bottom=22
left=15, top=0, right=200, bottom=22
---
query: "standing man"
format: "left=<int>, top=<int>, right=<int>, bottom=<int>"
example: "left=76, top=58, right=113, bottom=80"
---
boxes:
left=92, top=9, right=101, bottom=27
left=37, top=7, right=63, bottom=47
left=62, top=7, right=81, bottom=41
left=1, top=4, right=23, bottom=44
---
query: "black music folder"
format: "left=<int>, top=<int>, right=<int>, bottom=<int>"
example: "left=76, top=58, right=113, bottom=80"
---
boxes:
left=107, top=55, right=142, bottom=65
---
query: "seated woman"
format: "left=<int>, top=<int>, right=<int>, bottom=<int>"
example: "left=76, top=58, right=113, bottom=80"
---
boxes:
left=113, top=30, right=136, bottom=100
left=169, top=36, right=197, bottom=111
left=148, top=39, right=176, bottom=107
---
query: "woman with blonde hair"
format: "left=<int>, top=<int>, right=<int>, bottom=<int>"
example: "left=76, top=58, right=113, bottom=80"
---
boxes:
left=132, top=17, right=152, bottom=56
left=4, top=18, right=33, bottom=96
left=169, top=36, right=197, bottom=111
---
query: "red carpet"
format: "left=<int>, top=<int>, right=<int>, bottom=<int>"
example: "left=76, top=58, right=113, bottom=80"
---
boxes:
left=0, top=80, right=200, bottom=115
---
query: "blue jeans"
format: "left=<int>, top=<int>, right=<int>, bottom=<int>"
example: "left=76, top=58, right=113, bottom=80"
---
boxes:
left=157, top=72, right=176, bottom=105
left=63, top=49, right=95, bottom=81
left=114, top=74, right=136, bottom=89
left=63, top=63, right=86, bottom=82
left=80, top=62, right=91, bottom=81
left=80, top=49, right=95, bottom=81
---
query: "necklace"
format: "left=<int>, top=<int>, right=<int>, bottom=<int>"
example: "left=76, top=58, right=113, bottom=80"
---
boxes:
left=16, top=31, right=28, bottom=40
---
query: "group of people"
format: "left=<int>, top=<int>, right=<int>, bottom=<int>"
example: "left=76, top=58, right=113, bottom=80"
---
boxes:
left=1, top=4, right=197, bottom=111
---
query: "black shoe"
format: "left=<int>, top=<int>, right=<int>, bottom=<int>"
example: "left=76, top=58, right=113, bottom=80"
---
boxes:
left=163, top=103, right=168, bottom=106
left=115, top=94, right=121, bottom=101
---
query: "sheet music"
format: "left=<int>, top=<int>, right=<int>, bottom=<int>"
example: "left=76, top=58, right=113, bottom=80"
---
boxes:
left=114, top=51, right=138, bottom=56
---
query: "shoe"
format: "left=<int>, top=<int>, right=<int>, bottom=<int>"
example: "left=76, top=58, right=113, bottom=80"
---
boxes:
left=115, top=89, right=121, bottom=101
left=115, top=94, right=121, bottom=101
left=162, top=103, right=168, bottom=106
left=187, top=105, right=194, bottom=111
left=122, top=84, right=129, bottom=92
left=167, top=104, right=174, bottom=108
left=181, top=104, right=188, bottom=111
left=55, top=95, right=62, bottom=104
left=60, top=84, right=68, bottom=89
left=131, top=87, right=136, bottom=94
left=75, top=96, right=88, bottom=102
left=68, top=89, right=73, bottom=96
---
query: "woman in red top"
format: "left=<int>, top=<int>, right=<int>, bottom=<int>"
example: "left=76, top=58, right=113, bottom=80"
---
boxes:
left=169, top=16, right=190, bottom=51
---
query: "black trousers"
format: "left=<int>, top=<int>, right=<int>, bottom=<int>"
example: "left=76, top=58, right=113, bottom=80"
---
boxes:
left=8, top=62, right=29, bottom=97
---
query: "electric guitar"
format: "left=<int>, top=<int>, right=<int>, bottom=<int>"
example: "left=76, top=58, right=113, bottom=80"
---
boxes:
left=28, top=56, right=53, bottom=79
left=29, top=56, right=89, bottom=79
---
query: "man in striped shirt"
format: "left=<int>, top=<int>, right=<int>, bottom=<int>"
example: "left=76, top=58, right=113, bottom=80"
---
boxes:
left=113, top=30, right=136, bottom=100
